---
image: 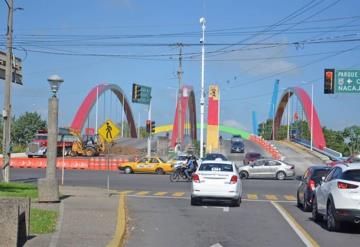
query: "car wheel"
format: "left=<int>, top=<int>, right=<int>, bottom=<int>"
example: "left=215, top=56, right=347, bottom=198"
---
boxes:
left=303, top=195, right=311, bottom=212
left=232, top=197, right=241, bottom=207
left=155, top=168, right=164, bottom=175
left=276, top=171, right=286, bottom=180
left=27, top=155, right=33, bottom=158
left=124, top=167, right=133, bottom=174
left=85, top=147, right=96, bottom=157
left=191, top=197, right=201, bottom=206
left=239, top=171, right=249, bottom=179
left=312, top=196, right=321, bottom=222
left=326, top=200, right=341, bottom=232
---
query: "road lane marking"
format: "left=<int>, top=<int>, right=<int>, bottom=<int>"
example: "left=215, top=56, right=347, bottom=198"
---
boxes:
left=210, top=243, right=223, bottom=247
left=135, top=191, right=150, bottom=196
left=172, top=192, right=185, bottom=197
left=153, top=192, right=167, bottom=196
left=284, top=195, right=296, bottom=201
left=265, top=194, right=278, bottom=201
left=271, top=201, right=320, bottom=247
left=247, top=194, right=258, bottom=200
left=120, top=190, right=134, bottom=194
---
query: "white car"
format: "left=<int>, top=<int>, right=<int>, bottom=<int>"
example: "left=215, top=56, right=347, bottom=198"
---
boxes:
left=312, top=163, right=360, bottom=231
left=191, top=160, right=242, bottom=207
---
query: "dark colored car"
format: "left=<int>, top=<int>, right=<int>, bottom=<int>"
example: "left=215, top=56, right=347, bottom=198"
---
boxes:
left=231, top=141, right=245, bottom=153
left=296, top=165, right=331, bottom=212
left=203, top=153, right=228, bottom=161
left=243, top=152, right=262, bottom=165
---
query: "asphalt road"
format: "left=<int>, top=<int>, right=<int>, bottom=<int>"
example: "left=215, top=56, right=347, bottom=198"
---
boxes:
left=8, top=140, right=360, bottom=246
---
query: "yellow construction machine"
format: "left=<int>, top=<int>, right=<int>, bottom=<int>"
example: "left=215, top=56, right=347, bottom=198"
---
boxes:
left=69, top=128, right=105, bottom=157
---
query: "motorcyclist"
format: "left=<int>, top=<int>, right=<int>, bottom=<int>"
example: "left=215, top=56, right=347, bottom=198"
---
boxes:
left=184, top=156, right=195, bottom=180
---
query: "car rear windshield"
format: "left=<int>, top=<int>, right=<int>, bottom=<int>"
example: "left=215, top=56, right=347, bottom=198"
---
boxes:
left=342, top=170, right=360, bottom=182
left=313, top=169, right=330, bottom=179
left=199, top=163, right=233, bottom=172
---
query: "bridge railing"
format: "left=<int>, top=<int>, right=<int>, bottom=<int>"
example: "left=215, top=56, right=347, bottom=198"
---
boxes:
left=291, top=138, right=343, bottom=160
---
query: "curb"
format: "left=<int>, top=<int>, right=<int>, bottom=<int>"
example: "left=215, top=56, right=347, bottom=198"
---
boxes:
left=107, top=193, right=127, bottom=247
left=278, top=140, right=329, bottom=162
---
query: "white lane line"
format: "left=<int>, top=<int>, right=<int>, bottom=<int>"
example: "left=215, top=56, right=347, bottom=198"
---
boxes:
left=271, top=201, right=320, bottom=247
left=210, top=243, right=223, bottom=247
left=223, top=207, right=229, bottom=212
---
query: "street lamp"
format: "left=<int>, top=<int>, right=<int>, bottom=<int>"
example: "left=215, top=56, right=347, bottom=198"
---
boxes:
left=199, top=16, right=206, bottom=158
left=38, top=74, right=63, bottom=202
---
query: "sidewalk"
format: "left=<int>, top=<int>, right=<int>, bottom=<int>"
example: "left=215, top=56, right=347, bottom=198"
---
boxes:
left=25, top=186, right=121, bottom=247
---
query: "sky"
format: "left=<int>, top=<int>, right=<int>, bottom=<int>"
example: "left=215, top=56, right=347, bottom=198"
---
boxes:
left=1, top=0, right=360, bottom=135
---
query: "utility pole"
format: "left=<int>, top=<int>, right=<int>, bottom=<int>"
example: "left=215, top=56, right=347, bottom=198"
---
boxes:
left=199, top=17, right=206, bottom=158
left=2, top=0, right=13, bottom=182
left=176, top=43, right=183, bottom=151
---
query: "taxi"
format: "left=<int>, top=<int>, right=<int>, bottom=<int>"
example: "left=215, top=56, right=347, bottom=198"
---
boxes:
left=118, top=156, right=174, bottom=174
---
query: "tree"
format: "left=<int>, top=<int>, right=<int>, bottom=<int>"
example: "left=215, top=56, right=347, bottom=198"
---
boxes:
left=343, top=125, right=360, bottom=155
left=11, top=112, right=47, bottom=146
left=323, top=127, right=347, bottom=155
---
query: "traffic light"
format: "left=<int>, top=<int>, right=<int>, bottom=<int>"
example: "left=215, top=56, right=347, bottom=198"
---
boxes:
left=151, top=121, right=156, bottom=133
left=132, top=84, right=142, bottom=102
left=146, top=120, right=151, bottom=133
left=324, top=69, right=335, bottom=94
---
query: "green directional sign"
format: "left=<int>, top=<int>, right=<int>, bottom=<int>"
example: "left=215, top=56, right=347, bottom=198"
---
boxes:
left=132, top=83, right=151, bottom=105
left=335, top=69, right=360, bottom=93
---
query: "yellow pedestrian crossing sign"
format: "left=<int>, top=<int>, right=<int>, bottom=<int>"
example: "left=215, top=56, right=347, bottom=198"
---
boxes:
left=98, top=119, right=120, bottom=142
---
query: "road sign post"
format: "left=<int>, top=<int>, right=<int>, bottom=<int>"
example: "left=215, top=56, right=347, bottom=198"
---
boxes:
left=131, top=83, right=152, bottom=157
left=98, top=119, right=120, bottom=193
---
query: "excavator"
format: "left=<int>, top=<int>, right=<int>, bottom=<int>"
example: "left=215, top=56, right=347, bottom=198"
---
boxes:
left=69, top=128, right=105, bottom=157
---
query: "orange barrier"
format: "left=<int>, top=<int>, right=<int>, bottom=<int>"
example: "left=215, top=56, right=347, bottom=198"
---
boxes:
left=249, top=135, right=283, bottom=160
left=0, top=157, right=126, bottom=171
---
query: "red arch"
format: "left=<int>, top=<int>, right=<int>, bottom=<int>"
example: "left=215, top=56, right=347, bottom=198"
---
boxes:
left=274, top=87, right=326, bottom=149
left=71, top=83, right=137, bottom=138
left=170, top=85, right=197, bottom=148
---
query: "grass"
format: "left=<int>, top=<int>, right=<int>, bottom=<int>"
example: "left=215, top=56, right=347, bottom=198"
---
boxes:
left=0, top=182, right=38, bottom=198
left=0, top=182, right=58, bottom=234
left=30, top=208, right=58, bottom=234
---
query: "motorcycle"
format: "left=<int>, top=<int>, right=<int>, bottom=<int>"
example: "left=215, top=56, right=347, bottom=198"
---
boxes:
left=169, top=165, right=193, bottom=182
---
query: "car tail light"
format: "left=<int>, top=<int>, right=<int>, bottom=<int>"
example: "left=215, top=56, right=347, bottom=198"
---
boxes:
left=192, top=174, right=200, bottom=183
left=230, top=175, right=238, bottom=184
left=337, top=181, right=359, bottom=189
left=308, top=179, right=316, bottom=191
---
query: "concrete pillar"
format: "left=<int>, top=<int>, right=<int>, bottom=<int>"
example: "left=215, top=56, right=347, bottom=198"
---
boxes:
left=38, top=96, right=59, bottom=202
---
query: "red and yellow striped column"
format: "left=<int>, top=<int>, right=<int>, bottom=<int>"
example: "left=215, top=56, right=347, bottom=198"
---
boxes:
left=206, top=85, right=220, bottom=153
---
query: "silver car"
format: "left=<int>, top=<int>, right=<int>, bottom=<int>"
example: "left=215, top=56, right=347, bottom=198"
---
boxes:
left=238, top=159, right=295, bottom=180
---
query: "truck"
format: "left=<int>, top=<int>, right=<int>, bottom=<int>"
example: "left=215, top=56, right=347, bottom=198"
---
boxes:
left=26, top=128, right=77, bottom=158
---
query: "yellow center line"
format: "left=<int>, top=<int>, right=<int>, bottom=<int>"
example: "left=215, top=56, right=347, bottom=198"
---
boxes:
left=135, top=191, right=150, bottom=196
left=120, top=190, right=134, bottom=194
left=284, top=195, right=297, bottom=201
left=247, top=194, right=258, bottom=200
left=265, top=194, right=278, bottom=201
left=172, top=192, right=185, bottom=197
left=153, top=192, right=168, bottom=196
left=271, top=201, right=320, bottom=247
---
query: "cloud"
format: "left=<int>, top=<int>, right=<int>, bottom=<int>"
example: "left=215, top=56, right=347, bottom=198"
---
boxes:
left=216, top=40, right=300, bottom=76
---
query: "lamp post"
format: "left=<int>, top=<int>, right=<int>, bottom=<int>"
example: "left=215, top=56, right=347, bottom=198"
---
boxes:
left=199, top=17, right=206, bottom=158
left=38, top=75, right=63, bottom=202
